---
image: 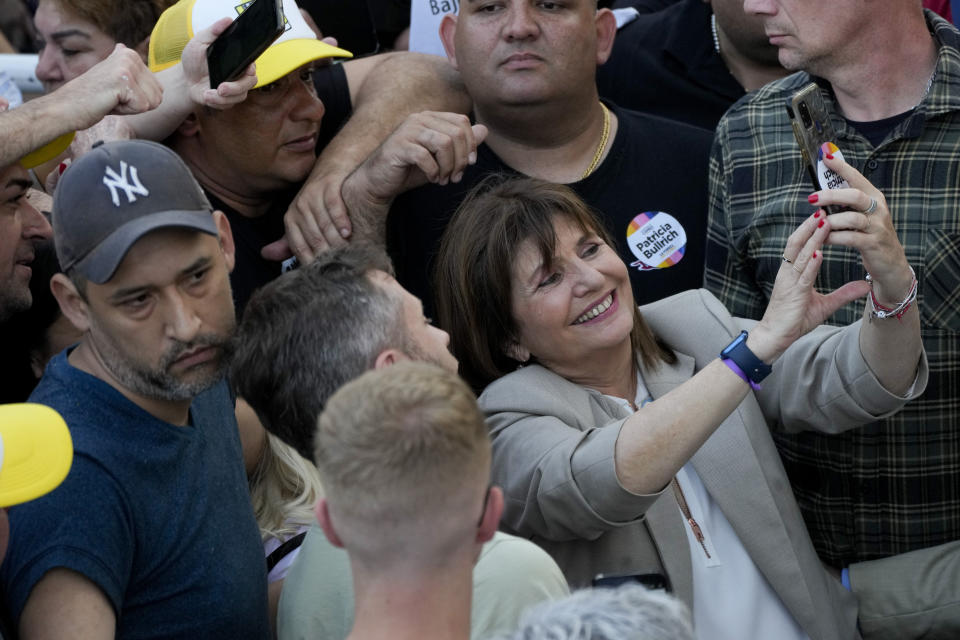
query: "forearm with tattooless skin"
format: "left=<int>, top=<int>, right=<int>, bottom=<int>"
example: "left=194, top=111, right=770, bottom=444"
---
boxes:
left=613, top=359, right=752, bottom=495
left=0, top=95, right=85, bottom=167
left=858, top=295, right=922, bottom=396
left=325, top=53, right=470, bottom=242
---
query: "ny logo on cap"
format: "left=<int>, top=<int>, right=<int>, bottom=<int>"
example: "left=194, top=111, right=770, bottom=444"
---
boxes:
left=103, top=161, right=149, bottom=207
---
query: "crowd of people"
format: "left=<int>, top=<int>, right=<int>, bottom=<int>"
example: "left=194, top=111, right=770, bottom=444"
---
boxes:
left=0, top=0, right=957, bottom=638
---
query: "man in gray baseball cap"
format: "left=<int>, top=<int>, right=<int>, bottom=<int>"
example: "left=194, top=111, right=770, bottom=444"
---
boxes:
left=53, top=140, right=220, bottom=284
left=0, top=139, right=270, bottom=638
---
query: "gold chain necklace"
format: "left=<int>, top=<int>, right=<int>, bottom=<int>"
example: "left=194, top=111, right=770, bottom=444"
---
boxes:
left=581, top=102, right=611, bottom=180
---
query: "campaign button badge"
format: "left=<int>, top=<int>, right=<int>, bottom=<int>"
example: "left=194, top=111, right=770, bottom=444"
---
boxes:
left=627, top=211, right=687, bottom=270
left=816, top=143, right=850, bottom=191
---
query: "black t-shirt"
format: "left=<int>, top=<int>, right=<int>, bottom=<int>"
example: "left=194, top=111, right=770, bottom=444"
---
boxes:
left=845, top=109, right=914, bottom=147
left=205, top=63, right=353, bottom=317
left=597, top=0, right=744, bottom=130
left=386, top=102, right=713, bottom=317
left=206, top=189, right=296, bottom=317
left=314, top=62, right=353, bottom=151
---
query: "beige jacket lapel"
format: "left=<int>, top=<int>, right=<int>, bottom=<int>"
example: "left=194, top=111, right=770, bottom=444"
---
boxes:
left=640, top=350, right=823, bottom=635
left=635, top=352, right=696, bottom=608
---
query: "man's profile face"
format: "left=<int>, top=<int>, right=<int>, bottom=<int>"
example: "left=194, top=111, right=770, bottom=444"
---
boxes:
left=442, top=0, right=606, bottom=107
left=0, top=164, right=53, bottom=322
left=80, top=226, right=237, bottom=401
left=712, top=0, right=781, bottom=68
left=195, top=64, right=325, bottom=196
left=742, top=0, right=855, bottom=73
left=371, top=270, right=459, bottom=373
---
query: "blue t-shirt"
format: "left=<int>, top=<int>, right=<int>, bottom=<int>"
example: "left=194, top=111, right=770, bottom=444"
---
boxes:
left=1, top=351, right=269, bottom=639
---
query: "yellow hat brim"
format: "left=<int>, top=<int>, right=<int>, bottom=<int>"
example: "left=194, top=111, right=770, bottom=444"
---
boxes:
left=253, top=38, right=352, bottom=89
left=0, top=404, right=73, bottom=508
left=20, top=132, right=74, bottom=170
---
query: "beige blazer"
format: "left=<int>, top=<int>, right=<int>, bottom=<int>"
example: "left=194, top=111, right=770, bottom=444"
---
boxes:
left=479, top=289, right=929, bottom=640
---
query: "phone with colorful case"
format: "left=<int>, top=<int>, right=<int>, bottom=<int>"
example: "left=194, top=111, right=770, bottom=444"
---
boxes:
left=786, top=82, right=849, bottom=214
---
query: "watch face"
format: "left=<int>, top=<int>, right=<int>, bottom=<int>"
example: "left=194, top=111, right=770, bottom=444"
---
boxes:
left=722, top=331, right=748, bottom=356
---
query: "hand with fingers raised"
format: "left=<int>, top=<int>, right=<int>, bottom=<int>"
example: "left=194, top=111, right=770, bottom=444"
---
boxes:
left=811, top=152, right=915, bottom=310
left=745, top=210, right=872, bottom=365
left=760, top=150, right=922, bottom=396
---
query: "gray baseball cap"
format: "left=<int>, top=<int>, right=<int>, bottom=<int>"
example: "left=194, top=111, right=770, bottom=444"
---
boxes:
left=52, top=140, right=218, bottom=284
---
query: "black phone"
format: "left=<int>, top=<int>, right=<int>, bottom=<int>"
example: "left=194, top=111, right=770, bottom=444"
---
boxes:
left=592, top=572, right=671, bottom=592
left=785, top=82, right=849, bottom=214
left=206, top=0, right=286, bottom=89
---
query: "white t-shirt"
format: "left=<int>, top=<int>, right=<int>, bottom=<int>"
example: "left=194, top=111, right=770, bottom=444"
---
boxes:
left=604, top=374, right=808, bottom=640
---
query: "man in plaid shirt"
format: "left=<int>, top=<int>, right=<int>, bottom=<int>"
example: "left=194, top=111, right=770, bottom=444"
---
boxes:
left=707, top=1, right=960, bottom=583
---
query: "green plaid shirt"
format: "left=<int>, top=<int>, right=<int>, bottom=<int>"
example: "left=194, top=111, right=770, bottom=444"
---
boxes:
left=706, top=12, right=960, bottom=567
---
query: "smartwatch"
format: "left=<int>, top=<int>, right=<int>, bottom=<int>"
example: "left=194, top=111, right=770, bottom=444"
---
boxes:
left=720, top=330, right=772, bottom=386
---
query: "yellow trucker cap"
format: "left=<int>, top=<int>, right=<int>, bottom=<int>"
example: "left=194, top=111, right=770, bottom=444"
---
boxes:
left=0, top=404, right=73, bottom=508
left=149, top=0, right=352, bottom=89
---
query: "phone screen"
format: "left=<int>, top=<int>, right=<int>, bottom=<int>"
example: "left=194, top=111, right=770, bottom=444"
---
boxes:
left=207, top=0, right=285, bottom=88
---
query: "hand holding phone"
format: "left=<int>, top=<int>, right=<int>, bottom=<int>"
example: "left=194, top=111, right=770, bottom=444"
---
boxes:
left=206, top=0, right=286, bottom=88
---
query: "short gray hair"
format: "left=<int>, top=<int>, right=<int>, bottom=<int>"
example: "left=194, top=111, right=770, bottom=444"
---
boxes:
left=493, top=585, right=693, bottom=640
left=232, top=244, right=403, bottom=460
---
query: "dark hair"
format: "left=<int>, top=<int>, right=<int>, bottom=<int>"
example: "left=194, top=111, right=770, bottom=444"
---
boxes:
left=231, top=244, right=403, bottom=461
left=0, top=241, right=65, bottom=402
left=435, top=175, right=674, bottom=392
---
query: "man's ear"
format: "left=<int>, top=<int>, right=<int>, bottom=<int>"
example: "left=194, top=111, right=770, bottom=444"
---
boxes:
left=504, top=341, right=530, bottom=363
left=315, top=498, right=345, bottom=549
left=50, top=273, right=91, bottom=333
left=176, top=112, right=202, bottom=137
left=595, top=8, right=618, bottom=65
left=212, top=210, right=236, bottom=273
left=438, top=14, right=460, bottom=69
left=373, top=348, right=410, bottom=370
left=477, top=486, right=504, bottom=545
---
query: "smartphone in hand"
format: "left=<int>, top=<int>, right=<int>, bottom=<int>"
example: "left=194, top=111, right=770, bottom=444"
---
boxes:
left=786, top=82, right=849, bottom=214
left=206, top=0, right=286, bottom=88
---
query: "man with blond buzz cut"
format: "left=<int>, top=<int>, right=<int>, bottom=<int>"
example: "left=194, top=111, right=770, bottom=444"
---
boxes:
left=232, top=244, right=569, bottom=640
left=315, top=361, right=501, bottom=640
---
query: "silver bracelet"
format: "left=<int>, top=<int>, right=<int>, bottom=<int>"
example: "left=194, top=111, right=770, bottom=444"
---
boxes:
left=866, top=266, right=917, bottom=320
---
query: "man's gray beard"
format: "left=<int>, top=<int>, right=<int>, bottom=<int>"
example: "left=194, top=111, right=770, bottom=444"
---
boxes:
left=401, top=335, right=449, bottom=370
left=96, top=331, right=235, bottom=402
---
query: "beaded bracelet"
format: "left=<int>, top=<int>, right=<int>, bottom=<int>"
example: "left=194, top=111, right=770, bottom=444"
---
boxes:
left=866, top=266, right=917, bottom=320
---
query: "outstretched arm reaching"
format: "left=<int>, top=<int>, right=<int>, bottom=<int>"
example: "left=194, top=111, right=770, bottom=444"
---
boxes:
left=262, top=52, right=473, bottom=263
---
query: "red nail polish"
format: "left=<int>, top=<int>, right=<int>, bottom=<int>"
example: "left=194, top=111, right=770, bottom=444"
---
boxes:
left=826, top=153, right=834, bottom=160
left=808, top=194, right=819, bottom=203
left=814, top=210, right=821, bottom=218
left=818, top=219, right=825, bottom=228
left=813, top=251, right=818, bottom=258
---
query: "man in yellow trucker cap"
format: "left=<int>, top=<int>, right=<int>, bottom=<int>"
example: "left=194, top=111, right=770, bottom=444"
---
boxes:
left=152, top=0, right=478, bottom=314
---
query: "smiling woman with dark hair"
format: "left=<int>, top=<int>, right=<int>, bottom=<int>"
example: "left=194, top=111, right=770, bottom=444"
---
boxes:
left=434, top=164, right=926, bottom=639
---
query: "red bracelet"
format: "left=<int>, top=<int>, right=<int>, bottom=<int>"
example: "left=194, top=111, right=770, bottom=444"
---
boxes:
left=866, top=266, right=917, bottom=320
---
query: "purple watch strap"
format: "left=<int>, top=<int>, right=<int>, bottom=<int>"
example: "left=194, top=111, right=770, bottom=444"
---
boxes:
left=722, top=357, right=762, bottom=391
